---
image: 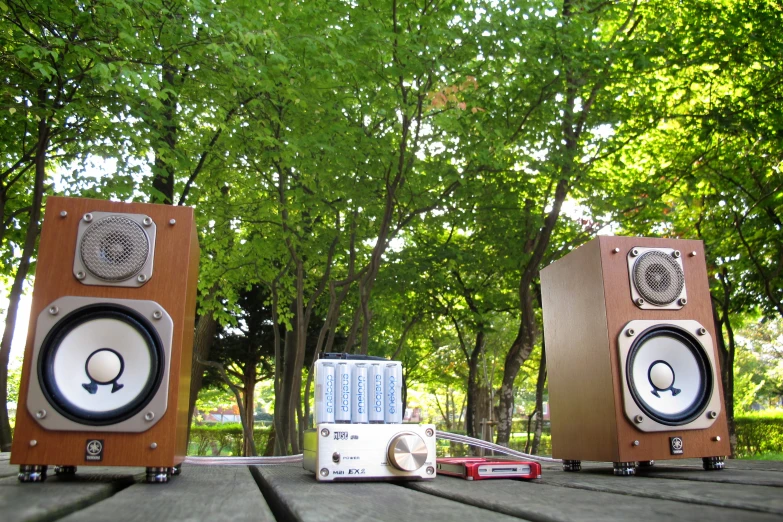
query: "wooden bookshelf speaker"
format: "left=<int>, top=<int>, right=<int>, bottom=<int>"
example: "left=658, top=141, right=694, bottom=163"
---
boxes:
left=541, top=236, right=729, bottom=476
left=10, top=197, right=199, bottom=483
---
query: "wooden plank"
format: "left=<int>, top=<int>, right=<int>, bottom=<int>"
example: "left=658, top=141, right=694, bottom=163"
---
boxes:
left=57, top=465, right=275, bottom=522
left=634, top=465, right=783, bottom=487
left=406, top=474, right=782, bottom=522
left=540, top=468, right=783, bottom=515
left=0, top=459, right=17, bottom=478
left=537, top=458, right=783, bottom=473
left=252, top=464, right=527, bottom=522
left=0, top=468, right=137, bottom=522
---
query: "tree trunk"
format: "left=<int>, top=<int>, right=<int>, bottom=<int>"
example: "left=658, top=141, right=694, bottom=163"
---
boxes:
left=187, top=312, right=218, bottom=427
left=531, top=345, right=547, bottom=454
left=712, top=289, right=737, bottom=457
left=242, top=365, right=257, bottom=457
left=465, top=331, right=485, bottom=438
left=151, top=68, right=178, bottom=204
left=0, top=115, right=49, bottom=451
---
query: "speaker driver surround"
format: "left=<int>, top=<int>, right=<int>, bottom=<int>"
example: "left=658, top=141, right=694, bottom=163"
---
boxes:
left=617, top=319, right=721, bottom=432
left=26, top=296, right=174, bottom=433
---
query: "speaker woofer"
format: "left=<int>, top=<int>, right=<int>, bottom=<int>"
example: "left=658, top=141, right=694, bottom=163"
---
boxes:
left=626, top=325, right=713, bottom=426
left=37, top=304, right=164, bottom=426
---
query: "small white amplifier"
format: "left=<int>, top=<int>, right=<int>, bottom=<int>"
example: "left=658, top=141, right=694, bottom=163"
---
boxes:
left=303, top=423, right=437, bottom=482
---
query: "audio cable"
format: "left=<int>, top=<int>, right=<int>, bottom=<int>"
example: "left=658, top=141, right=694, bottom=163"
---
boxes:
left=183, top=431, right=561, bottom=465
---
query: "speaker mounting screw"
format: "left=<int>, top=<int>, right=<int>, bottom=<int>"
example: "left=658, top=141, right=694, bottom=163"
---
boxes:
left=698, top=327, right=707, bottom=336
left=152, top=310, right=163, bottom=320
left=320, top=428, right=330, bottom=437
left=59, top=211, right=68, bottom=218
left=137, top=274, right=148, bottom=283
left=672, top=250, right=681, bottom=258
left=633, top=440, right=640, bottom=446
left=35, top=409, right=46, bottom=419
left=319, top=468, right=329, bottom=477
left=689, top=251, right=698, bottom=257
left=83, top=213, right=93, bottom=222
left=713, top=436, right=721, bottom=442
left=678, top=298, right=687, bottom=306
left=626, top=328, right=636, bottom=337
left=708, top=411, right=718, bottom=419
left=144, top=412, right=155, bottom=421
left=150, top=443, right=158, bottom=450
left=425, top=428, right=434, bottom=437
left=631, top=248, right=640, bottom=257
left=76, top=271, right=86, bottom=280
left=169, top=219, right=176, bottom=226
left=142, top=217, right=153, bottom=227
left=612, top=247, right=620, bottom=254
left=634, top=415, right=644, bottom=424
left=29, top=440, right=37, bottom=447
left=48, top=306, right=59, bottom=316
left=635, top=298, right=644, bottom=306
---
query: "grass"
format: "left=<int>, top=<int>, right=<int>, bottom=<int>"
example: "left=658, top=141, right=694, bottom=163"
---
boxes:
left=737, top=452, right=783, bottom=461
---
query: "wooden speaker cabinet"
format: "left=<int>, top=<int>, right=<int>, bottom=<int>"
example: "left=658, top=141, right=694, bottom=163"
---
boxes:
left=540, top=236, right=729, bottom=475
left=10, top=197, right=199, bottom=483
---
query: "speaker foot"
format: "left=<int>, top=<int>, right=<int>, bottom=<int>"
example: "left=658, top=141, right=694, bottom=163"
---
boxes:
left=638, top=460, right=655, bottom=468
left=702, top=456, right=725, bottom=470
left=146, top=467, right=171, bottom=483
left=18, top=465, right=47, bottom=483
left=613, top=461, right=636, bottom=476
left=54, top=466, right=77, bottom=476
left=562, top=459, right=581, bottom=472
left=170, top=464, right=182, bottom=476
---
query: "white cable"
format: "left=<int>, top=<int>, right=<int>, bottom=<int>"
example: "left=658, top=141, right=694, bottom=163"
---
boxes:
left=184, top=454, right=303, bottom=466
left=437, top=431, right=562, bottom=463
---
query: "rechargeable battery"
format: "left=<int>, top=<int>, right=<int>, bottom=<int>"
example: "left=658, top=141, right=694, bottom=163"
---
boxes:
left=336, top=363, right=352, bottom=423
left=352, top=364, right=369, bottom=423
left=384, top=363, right=403, bottom=423
left=369, top=363, right=385, bottom=423
left=315, top=362, right=335, bottom=424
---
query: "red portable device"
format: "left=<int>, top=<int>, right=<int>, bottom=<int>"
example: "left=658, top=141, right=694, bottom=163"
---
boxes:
left=436, top=457, right=542, bottom=480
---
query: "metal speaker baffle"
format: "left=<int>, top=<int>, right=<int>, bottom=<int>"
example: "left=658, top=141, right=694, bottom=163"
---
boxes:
left=37, top=303, right=164, bottom=426
left=627, top=248, right=687, bottom=310
left=26, top=296, right=174, bottom=433
left=74, top=212, right=156, bottom=287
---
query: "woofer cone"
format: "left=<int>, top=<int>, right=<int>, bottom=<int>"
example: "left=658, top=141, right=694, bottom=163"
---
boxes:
left=626, top=325, right=713, bottom=426
left=37, top=304, right=164, bottom=426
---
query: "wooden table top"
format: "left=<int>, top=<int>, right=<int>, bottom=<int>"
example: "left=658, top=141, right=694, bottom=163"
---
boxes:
left=2, top=452, right=782, bottom=521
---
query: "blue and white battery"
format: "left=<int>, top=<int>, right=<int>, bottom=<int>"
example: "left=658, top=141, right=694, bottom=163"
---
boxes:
left=384, top=363, right=403, bottom=423
left=335, top=363, right=351, bottom=423
left=315, top=362, right=335, bottom=423
left=369, top=363, right=385, bottom=423
left=352, top=364, right=369, bottom=423
left=314, top=358, right=403, bottom=424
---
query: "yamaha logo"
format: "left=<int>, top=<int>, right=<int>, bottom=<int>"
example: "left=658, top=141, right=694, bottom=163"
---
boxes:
left=85, top=439, right=104, bottom=461
left=669, top=436, right=684, bottom=455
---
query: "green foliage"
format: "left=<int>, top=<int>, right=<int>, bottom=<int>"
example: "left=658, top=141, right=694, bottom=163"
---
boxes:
left=187, top=424, right=271, bottom=457
left=734, top=413, right=783, bottom=457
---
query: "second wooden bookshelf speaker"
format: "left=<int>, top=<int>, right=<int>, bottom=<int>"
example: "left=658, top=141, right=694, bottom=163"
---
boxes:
left=10, top=197, right=199, bottom=483
left=541, top=236, right=729, bottom=476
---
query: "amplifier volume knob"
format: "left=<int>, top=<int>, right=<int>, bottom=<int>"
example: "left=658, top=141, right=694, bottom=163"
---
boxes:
left=388, top=432, right=428, bottom=472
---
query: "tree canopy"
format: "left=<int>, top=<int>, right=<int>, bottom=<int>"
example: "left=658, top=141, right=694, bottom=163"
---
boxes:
left=1, top=0, right=780, bottom=454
